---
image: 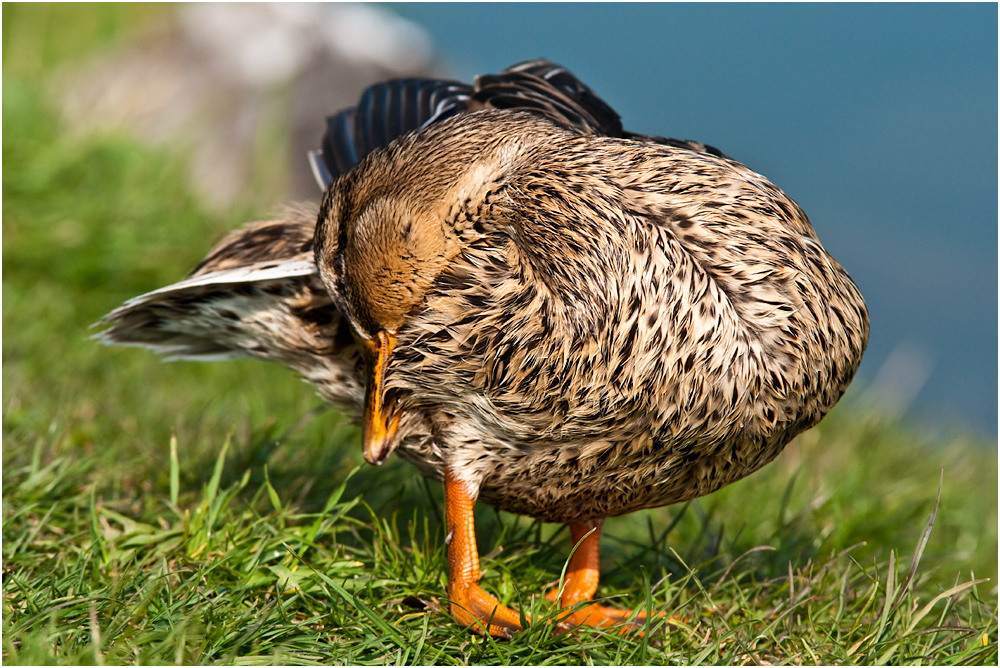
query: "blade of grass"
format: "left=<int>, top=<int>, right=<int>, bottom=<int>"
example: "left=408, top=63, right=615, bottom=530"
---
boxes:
left=169, top=433, right=179, bottom=507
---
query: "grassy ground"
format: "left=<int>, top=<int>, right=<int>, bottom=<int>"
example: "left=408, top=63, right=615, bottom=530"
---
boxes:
left=3, top=5, right=997, bottom=665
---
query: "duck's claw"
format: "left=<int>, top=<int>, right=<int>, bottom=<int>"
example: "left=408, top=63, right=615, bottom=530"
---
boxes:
left=449, top=581, right=526, bottom=639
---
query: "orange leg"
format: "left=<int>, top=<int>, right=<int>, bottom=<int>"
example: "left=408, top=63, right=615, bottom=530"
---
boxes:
left=444, top=469, right=526, bottom=638
left=545, top=520, right=653, bottom=630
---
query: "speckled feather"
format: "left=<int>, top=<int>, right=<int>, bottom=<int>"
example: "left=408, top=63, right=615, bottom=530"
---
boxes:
left=313, top=110, right=868, bottom=522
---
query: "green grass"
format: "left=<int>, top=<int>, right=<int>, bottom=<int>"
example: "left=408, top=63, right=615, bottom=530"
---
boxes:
left=3, top=5, right=997, bottom=664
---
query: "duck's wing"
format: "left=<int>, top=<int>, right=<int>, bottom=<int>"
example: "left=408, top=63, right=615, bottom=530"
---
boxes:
left=97, top=205, right=363, bottom=408
left=313, top=59, right=628, bottom=187
left=312, top=59, right=731, bottom=188
left=98, top=256, right=320, bottom=360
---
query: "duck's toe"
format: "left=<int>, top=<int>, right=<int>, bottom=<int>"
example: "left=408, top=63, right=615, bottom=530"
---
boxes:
left=545, top=588, right=665, bottom=633
left=449, top=581, right=527, bottom=639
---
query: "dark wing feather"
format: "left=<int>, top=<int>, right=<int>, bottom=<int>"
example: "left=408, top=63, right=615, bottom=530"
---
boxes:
left=472, top=59, right=624, bottom=136
left=317, top=78, right=471, bottom=186
left=312, top=59, right=730, bottom=189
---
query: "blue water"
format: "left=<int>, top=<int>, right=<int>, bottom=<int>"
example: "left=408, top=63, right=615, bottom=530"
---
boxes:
left=386, top=3, right=998, bottom=438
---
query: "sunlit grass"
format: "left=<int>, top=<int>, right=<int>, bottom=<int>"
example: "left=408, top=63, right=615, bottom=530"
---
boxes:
left=3, top=405, right=996, bottom=664
left=3, top=4, right=996, bottom=664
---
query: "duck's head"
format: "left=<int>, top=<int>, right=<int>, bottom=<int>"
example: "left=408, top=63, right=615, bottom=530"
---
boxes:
left=313, top=110, right=557, bottom=465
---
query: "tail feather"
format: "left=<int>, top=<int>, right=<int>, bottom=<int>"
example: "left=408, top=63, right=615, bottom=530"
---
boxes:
left=98, top=208, right=364, bottom=410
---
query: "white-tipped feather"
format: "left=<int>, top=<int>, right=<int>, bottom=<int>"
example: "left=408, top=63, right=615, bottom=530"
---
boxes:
left=117, top=258, right=317, bottom=309
left=98, top=256, right=326, bottom=362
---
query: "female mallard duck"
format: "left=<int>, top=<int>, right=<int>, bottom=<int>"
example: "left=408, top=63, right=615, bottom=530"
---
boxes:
left=101, top=60, right=868, bottom=637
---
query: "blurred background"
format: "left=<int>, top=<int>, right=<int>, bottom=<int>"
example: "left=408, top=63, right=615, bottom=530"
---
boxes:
left=4, top=2, right=996, bottom=440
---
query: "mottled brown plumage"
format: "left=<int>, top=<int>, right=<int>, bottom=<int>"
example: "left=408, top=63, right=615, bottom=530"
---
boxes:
left=101, top=60, right=868, bottom=637
left=313, top=108, right=868, bottom=521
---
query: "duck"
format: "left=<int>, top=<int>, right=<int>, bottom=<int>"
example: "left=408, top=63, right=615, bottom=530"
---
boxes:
left=100, top=59, right=869, bottom=638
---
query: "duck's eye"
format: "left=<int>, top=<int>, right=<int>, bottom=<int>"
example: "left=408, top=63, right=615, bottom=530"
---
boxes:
left=332, top=254, right=345, bottom=277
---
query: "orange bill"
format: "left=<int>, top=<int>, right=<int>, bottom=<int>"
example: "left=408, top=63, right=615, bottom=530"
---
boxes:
left=359, top=330, right=400, bottom=465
